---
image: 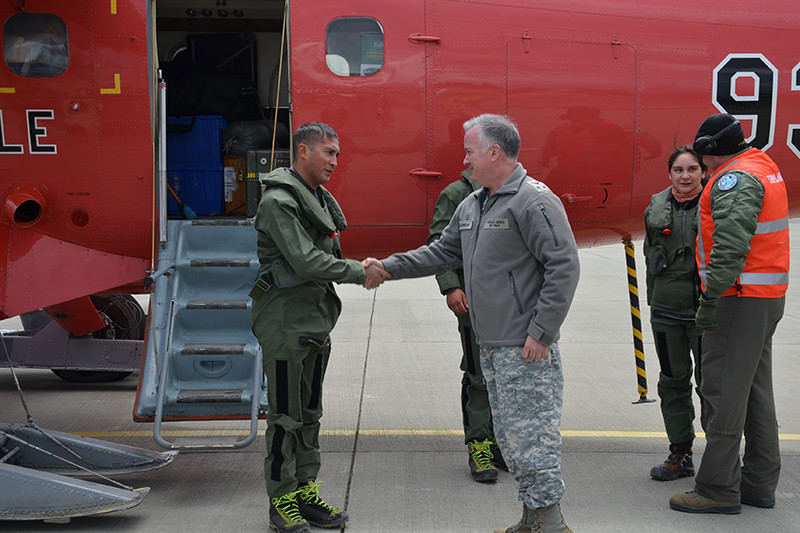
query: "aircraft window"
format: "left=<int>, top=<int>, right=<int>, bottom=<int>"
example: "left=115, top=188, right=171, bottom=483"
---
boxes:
left=326, top=17, right=384, bottom=77
left=3, top=13, right=69, bottom=78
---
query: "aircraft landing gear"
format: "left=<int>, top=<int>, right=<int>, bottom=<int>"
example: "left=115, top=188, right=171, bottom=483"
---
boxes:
left=51, top=294, right=145, bottom=383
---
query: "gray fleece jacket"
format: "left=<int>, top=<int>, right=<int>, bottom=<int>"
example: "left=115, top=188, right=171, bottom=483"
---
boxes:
left=382, top=163, right=580, bottom=347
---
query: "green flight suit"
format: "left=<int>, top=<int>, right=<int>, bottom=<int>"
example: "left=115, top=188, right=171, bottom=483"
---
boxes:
left=250, top=168, right=365, bottom=499
left=643, top=186, right=704, bottom=445
left=695, top=167, right=784, bottom=503
left=426, top=171, right=494, bottom=443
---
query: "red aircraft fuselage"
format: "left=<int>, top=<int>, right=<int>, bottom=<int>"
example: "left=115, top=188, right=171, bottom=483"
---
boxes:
left=2, top=0, right=800, bottom=323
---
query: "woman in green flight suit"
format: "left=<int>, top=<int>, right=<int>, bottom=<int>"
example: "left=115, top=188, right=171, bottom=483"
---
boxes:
left=644, top=145, right=707, bottom=482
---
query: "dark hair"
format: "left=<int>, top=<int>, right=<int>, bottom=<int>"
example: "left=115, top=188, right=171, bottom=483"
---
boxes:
left=292, top=122, right=338, bottom=162
left=667, top=145, right=707, bottom=174
left=463, top=114, right=521, bottom=159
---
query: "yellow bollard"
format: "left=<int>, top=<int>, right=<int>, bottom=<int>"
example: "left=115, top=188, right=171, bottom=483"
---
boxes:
left=624, top=240, right=655, bottom=405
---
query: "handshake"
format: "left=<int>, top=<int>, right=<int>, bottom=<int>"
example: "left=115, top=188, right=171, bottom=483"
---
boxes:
left=361, top=258, right=390, bottom=289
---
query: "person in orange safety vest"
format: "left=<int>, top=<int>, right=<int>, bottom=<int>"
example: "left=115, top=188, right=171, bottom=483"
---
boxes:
left=669, top=113, right=789, bottom=515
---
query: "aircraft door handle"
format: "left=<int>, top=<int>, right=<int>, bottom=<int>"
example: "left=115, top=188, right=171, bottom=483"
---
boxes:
left=561, top=193, right=593, bottom=204
left=408, top=34, right=442, bottom=44
left=408, top=168, right=443, bottom=179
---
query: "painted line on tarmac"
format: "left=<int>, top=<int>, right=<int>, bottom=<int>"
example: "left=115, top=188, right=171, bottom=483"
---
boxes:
left=73, top=429, right=800, bottom=440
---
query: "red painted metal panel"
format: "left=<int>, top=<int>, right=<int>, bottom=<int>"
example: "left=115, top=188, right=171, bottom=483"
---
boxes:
left=508, top=39, right=636, bottom=224
left=44, top=295, right=106, bottom=337
left=290, top=1, right=428, bottom=257
left=3, top=226, right=150, bottom=318
left=1, top=1, right=153, bottom=317
left=2, top=0, right=800, bottom=318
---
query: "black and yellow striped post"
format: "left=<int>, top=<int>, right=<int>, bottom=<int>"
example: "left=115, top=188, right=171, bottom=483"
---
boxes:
left=624, top=240, right=655, bottom=404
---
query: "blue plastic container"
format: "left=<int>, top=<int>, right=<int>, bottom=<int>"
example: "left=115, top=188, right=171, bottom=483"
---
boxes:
left=166, top=166, right=224, bottom=216
left=167, top=115, right=228, bottom=168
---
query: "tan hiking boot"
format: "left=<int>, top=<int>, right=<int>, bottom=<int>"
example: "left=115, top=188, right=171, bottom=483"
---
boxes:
left=669, top=491, right=741, bottom=514
left=494, top=503, right=574, bottom=533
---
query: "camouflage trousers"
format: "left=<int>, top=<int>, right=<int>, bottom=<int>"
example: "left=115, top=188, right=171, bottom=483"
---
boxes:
left=480, top=344, right=565, bottom=509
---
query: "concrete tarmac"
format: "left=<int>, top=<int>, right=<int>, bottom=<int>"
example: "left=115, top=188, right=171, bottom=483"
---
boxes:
left=1, top=223, right=799, bottom=532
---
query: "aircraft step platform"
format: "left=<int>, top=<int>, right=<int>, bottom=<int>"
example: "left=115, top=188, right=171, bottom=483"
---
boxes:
left=133, top=220, right=267, bottom=450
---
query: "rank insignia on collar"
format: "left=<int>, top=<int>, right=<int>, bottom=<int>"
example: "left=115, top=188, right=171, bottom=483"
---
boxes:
left=717, top=173, right=738, bottom=191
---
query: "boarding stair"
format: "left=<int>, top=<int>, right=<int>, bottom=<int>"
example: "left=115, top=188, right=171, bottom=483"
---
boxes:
left=134, top=219, right=268, bottom=450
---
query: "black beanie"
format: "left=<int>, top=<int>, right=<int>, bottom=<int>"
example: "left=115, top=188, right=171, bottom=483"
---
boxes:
left=694, top=113, right=747, bottom=155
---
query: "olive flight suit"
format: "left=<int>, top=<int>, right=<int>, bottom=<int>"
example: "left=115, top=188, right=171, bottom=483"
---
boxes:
left=644, top=186, right=705, bottom=445
left=426, top=171, right=494, bottom=443
left=250, top=168, right=365, bottom=499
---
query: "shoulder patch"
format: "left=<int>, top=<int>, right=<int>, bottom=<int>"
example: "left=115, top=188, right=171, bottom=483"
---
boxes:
left=527, top=179, right=551, bottom=193
left=717, top=173, right=738, bottom=191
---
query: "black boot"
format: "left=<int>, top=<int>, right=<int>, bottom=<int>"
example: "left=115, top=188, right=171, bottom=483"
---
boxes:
left=489, top=437, right=509, bottom=471
left=650, top=441, right=694, bottom=481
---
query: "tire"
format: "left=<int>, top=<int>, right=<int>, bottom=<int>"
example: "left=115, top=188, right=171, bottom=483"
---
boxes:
left=51, top=295, right=146, bottom=383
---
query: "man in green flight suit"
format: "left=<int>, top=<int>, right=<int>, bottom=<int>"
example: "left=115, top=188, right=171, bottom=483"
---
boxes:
left=669, top=113, right=789, bottom=514
left=250, top=122, right=386, bottom=533
left=427, top=169, right=507, bottom=482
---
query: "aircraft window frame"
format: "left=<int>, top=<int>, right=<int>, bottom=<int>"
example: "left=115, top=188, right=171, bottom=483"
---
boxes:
left=325, top=17, right=384, bottom=77
left=3, top=12, right=69, bottom=78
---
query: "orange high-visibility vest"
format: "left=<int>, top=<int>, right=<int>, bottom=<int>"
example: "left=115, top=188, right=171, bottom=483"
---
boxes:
left=697, top=149, right=789, bottom=298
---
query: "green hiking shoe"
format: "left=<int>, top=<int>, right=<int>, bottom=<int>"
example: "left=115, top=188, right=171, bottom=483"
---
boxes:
left=489, top=437, right=509, bottom=471
left=468, top=439, right=499, bottom=482
left=269, top=491, right=311, bottom=533
left=296, top=481, right=349, bottom=528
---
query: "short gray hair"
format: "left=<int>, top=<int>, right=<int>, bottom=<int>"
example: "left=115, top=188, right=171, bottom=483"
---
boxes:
left=463, top=114, right=520, bottom=159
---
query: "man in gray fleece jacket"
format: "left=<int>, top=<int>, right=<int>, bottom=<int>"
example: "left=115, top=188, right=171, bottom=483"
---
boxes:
left=365, top=114, right=580, bottom=533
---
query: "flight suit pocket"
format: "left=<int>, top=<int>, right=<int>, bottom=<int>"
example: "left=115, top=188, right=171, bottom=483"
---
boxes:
left=710, top=194, right=737, bottom=219
left=646, top=243, right=669, bottom=274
